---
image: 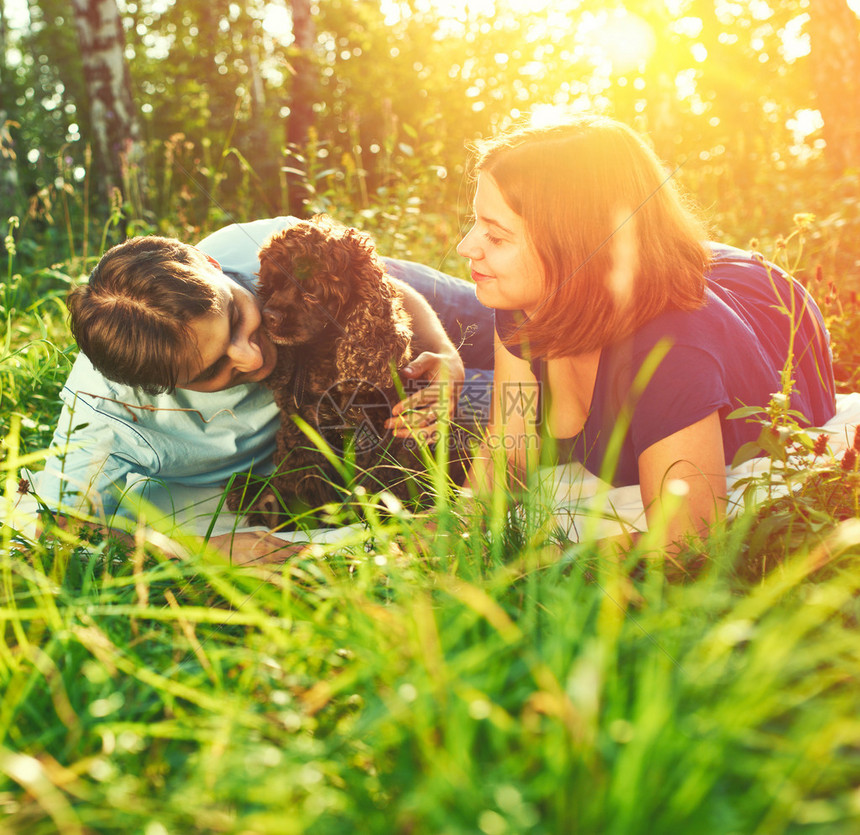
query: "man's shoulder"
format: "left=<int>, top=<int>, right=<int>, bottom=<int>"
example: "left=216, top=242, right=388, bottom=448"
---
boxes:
left=63, top=353, right=144, bottom=402
left=196, top=217, right=299, bottom=278
left=61, top=354, right=272, bottom=422
left=60, top=354, right=163, bottom=429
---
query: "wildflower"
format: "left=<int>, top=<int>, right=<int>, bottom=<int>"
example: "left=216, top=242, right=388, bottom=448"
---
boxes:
left=814, top=265, right=823, bottom=284
left=841, top=448, right=857, bottom=471
left=793, top=212, right=815, bottom=231
left=17, top=477, right=30, bottom=495
left=749, top=238, right=759, bottom=251
left=4, top=216, right=18, bottom=257
left=813, top=434, right=829, bottom=457
left=770, top=392, right=789, bottom=410
left=776, top=235, right=786, bottom=250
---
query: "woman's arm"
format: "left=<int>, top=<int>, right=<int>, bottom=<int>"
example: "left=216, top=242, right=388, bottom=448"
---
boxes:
left=466, top=331, right=540, bottom=495
left=637, top=410, right=728, bottom=549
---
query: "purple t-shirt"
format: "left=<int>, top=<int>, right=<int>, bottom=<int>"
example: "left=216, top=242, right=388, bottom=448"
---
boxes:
left=495, top=244, right=836, bottom=486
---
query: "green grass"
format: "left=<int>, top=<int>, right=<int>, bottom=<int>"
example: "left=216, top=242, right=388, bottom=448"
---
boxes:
left=2, top=507, right=860, bottom=833
left=2, top=188, right=860, bottom=833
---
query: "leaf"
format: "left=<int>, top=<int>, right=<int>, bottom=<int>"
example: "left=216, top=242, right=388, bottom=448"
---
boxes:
left=727, top=406, right=765, bottom=420
left=732, top=441, right=765, bottom=468
left=762, top=437, right=788, bottom=463
left=747, top=511, right=791, bottom=556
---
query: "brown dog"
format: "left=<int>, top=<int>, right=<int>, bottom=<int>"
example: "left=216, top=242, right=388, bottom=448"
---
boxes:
left=229, top=216, right=459, bottom=528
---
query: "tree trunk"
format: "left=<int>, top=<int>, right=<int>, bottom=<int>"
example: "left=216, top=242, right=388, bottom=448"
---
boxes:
left=285, top=0, right=316, bottom=216
left=0, top=0, right=19, bottom=213
left=69, top=0, right=142, bottom=199
left=807, top=0, right=860, bottom=174
left=242, top=10, right=279, bottom=212
left=0, top=114, right=17, bottom=216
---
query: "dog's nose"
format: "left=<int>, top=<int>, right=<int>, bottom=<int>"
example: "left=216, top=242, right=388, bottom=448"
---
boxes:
left=263, top=307, right=283, bottom=331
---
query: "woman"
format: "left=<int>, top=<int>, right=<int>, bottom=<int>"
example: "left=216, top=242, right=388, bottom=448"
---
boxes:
left=458, top=115, right=836, bottom=548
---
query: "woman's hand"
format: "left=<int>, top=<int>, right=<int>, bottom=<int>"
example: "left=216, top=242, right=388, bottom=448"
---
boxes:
left=387, top=349, right=465, bottom=440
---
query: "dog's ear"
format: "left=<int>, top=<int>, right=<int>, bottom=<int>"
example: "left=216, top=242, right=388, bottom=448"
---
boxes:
left=335, top=248, right=413, bottom=390
left=257, top=230, right=309, bottom=306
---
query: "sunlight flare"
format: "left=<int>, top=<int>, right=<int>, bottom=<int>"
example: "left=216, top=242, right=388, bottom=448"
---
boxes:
left=580, top=9, right=657, bottom=75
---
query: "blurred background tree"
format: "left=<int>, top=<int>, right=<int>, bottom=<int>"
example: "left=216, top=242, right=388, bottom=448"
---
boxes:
left=69, top=0, right=141, bottom=198
left=0, top=0, right=857, bottom=280
left=808, top=0, right=860, bottom=175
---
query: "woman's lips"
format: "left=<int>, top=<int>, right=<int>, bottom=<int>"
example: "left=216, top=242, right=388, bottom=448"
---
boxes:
left=471, top=269, right=493, bottom=283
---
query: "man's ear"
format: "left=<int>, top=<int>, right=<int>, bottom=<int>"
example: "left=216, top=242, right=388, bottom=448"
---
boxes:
left=194, top=248, right=222, bottom=271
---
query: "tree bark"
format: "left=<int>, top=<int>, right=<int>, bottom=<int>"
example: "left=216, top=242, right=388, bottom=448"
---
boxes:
left=807, top=0, right=860, bottom=174
left=69, top=0, right=142, bottom=198
left=285, top=0, right=316, bottom=216
left=0, top=0, right=19, bottom=212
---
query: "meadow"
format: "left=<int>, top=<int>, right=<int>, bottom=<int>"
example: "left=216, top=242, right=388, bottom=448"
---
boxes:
left=2, top=163, right=860, bottom=834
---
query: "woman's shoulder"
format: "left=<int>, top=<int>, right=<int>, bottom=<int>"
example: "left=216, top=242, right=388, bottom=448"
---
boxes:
left=623, top=283, right=763, bottom=368
left=706, top=241, right=755, bottom=264
left=704, top=241, right=792, bottom=291
left=629, top=287, right=729, bottom=347
left=494, top=308, right=531, bottom=358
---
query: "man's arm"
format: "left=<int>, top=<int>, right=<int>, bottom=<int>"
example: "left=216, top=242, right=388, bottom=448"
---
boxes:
left=37, top=399, right=135, bottom=522
left=388, top=277, right=466, bottom=437
left=35, top=510, right=306, bottom=567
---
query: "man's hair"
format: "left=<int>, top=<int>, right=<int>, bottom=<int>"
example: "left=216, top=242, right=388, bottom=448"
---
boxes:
left=67, top=236, right=222, bottom=394
left=471, top=114, right=711, bottom=358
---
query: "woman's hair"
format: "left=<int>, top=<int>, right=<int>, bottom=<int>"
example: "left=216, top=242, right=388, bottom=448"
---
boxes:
left=471, top=114, right=711, bottom=358
left=67, top=236, right=222, bottom=394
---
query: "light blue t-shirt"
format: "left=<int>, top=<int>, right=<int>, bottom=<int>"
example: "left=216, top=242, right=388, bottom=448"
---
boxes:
left=37, top=217, right=296, bottom=520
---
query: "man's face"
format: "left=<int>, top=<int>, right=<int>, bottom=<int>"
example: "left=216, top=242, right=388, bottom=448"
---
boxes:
left=175, top=261, right=279, bottom=392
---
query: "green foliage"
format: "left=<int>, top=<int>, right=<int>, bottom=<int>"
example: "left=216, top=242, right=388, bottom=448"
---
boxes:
left=727, top=390, right=860, bottom=579
left=0, top=217, right=75, bottom=455
left=2, top=482, right=860, bottom=832
left=3, top=1, right=858, bottom=278
left=2, top=172, right=860, bottom=830
left=2, top=3, right=860, bottom=829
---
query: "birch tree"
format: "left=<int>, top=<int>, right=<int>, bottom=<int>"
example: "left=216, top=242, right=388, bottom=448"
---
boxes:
left=69, top=0, right=141, bottom=197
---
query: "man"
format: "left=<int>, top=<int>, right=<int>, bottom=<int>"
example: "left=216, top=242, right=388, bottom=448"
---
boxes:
left=36, top=216, right=494, bottom=564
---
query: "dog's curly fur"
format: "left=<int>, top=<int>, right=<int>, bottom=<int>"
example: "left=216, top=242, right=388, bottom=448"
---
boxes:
left=228, top=215, right=460, bottom=528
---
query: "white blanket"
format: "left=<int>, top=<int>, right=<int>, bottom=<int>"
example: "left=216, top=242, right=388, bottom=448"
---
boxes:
left=8, top=393, right=860, bottom=548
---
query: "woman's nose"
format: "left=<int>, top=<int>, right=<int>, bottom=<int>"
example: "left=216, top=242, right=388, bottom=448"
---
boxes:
left=456, top=227, right=479, bottom=259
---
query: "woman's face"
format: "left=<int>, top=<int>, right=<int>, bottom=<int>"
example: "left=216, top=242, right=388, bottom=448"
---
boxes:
left=457, top=173, right=546, bottom=316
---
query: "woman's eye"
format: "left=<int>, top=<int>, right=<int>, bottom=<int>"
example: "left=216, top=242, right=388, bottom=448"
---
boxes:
left=485, top=232, right=503, bottom=245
